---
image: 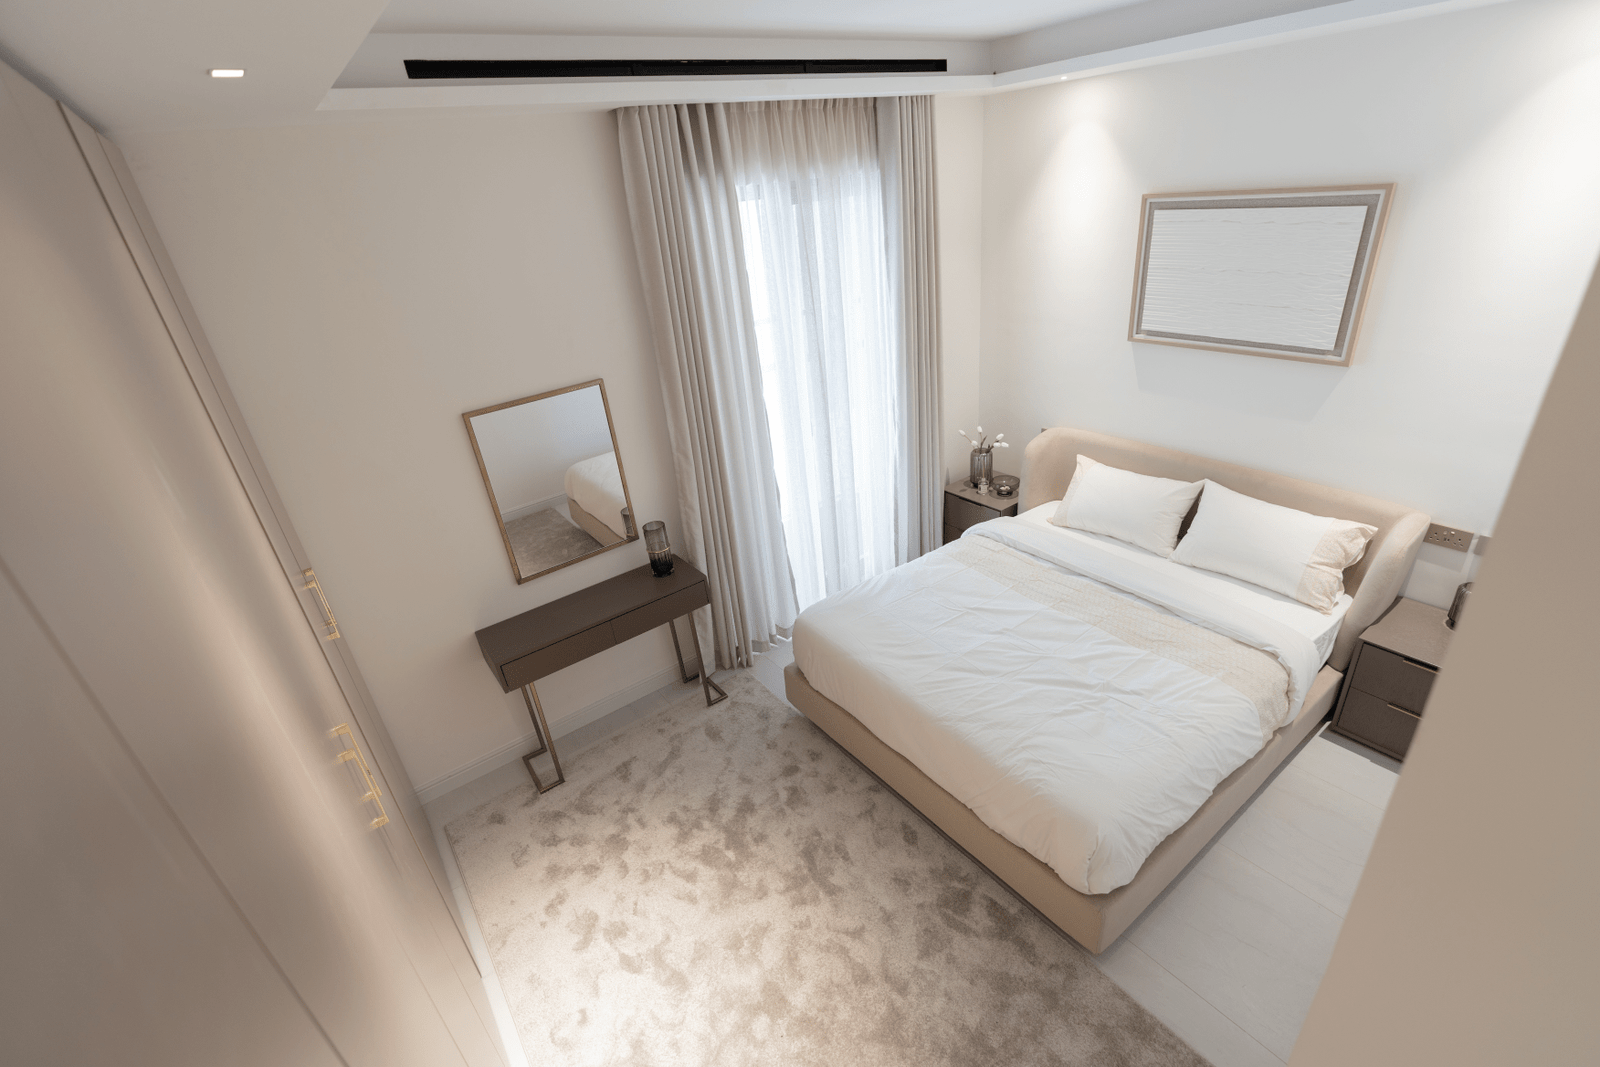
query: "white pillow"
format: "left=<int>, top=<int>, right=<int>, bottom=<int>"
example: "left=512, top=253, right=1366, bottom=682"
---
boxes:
left=1048, top=455, right=1203, bottom=557
left=1169, top=480, right=1378, bottom=613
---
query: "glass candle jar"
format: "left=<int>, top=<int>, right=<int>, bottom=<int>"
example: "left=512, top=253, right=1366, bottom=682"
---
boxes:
left=643, top=521, right=673, bottom=577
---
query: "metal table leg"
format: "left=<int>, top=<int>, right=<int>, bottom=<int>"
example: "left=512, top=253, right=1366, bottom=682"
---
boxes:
left=665, top=615, right=698, bottom=684
left=679, top=613, right=726, bottom=706
left=519, top=682, right=565, bottom=793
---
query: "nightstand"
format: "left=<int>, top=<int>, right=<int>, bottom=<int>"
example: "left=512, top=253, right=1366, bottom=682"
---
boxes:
left=1330, top=597, right=1453, bottom=760
left=944, top=478, right=1020, bottom=546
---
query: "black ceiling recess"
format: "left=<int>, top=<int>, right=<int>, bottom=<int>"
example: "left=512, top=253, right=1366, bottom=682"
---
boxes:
left=403, top=59, right=948, bottom=80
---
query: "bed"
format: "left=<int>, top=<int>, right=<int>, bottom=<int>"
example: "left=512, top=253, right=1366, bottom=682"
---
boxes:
left=564, top=451, right=630, bottom=545
left=784, top=427, right=1429, bottom=953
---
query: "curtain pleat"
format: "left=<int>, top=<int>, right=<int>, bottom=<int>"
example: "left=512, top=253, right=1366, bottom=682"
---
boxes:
left=617, top=96, right=941, bottom=658
left=618, top=105, right=797, bottom=669
left=877, top=96, right=944, bottom=563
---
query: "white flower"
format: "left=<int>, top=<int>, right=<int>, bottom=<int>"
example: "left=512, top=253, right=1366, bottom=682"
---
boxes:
left=959, top=426, right=1008, bottom=452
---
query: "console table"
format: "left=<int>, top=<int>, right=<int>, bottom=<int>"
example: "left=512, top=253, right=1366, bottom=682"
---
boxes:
left=474, top=555, right=726, bottom=792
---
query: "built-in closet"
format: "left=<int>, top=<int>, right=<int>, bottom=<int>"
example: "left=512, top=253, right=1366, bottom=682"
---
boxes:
left=0, top=61, right=506, bottom=1066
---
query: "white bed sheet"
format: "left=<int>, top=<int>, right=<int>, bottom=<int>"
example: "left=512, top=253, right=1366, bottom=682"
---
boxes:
left=564, top=452, right=627, bottom=537
left=792, top=512, right=1350, bottom=896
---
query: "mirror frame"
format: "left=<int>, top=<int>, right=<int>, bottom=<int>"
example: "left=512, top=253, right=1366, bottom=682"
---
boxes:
left=462, top=378, right=638, bottom=584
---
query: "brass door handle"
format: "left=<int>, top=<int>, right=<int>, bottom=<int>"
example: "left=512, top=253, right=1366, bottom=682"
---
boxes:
left=330, top=723, right=389, bottom=828
left=303, top=568, right=340, bottom=640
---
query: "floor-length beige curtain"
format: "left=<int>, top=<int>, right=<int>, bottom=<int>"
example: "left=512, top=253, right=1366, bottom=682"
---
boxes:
left=877, top=96, right=943, bottom=563
left=617, top=103, right=797, bottom=669
left=618, top=97, right=941, bottom=655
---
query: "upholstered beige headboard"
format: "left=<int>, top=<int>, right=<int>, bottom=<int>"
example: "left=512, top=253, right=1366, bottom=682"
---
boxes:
left=1020, top=427, right=1430, bottom=672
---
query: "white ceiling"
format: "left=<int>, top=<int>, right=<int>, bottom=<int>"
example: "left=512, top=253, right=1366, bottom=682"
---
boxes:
left=371, top=0, right=1144, bottom=39
left=0, top=0, right=389, bottom=132
left=0, top=0, right=1507, bottom=134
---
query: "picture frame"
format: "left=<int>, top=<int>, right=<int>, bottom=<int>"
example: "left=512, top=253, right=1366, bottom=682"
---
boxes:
left=1127, top=184, right=1394, bottom=366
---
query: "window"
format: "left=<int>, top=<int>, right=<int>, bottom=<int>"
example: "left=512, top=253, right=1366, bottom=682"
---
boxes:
left=733, top=104, right=900, bottom=610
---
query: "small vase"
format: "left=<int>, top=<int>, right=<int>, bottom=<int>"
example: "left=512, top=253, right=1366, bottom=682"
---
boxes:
left=969, top=449, right=993, bottom=489
left=643, top=521, right=673, bottom=577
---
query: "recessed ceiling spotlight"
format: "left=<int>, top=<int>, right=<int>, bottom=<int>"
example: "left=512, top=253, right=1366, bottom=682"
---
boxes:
left=209, top=68, right=245, bottom=78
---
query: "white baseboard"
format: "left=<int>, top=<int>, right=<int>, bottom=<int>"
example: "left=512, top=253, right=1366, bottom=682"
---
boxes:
left=500, top=493, right=567, bottom=524
left=413, top=658, right=700, bottom=805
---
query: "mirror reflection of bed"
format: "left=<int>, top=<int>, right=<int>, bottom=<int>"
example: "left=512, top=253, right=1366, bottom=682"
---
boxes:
left=464, top=380, right=638, bottom=583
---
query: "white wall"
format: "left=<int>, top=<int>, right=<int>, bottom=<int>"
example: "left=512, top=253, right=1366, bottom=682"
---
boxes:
left=934, top=94, right=986, bottom=487
left=121, top=110, right=681, bottom=794
left=977, top=0, right=1600, bottom=604
left=470, top=384, right=616, bottom=514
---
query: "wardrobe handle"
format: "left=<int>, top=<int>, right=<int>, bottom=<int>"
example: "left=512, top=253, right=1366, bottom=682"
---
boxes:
left=302, top=568, right=340, bottom=639
left=330, top=723, right=389, bottom=828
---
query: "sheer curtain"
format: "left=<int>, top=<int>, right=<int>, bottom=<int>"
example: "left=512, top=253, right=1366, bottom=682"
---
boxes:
left=617, top=104, right=798, bottom=670
left=725, top=100, right=898, bottom=610
left=618, top=96, right=942, bottom=638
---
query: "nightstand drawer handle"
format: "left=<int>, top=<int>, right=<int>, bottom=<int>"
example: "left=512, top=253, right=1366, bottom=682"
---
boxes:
left=1386, top=701, right=1422, bottom=719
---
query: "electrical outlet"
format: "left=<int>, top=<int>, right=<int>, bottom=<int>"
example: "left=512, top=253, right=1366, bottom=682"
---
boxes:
left=1425, top=523, right=1473, bottom=552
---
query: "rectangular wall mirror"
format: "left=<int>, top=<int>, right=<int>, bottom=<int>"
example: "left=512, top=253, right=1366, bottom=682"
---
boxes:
left=463, top=379, right=638, bottom=584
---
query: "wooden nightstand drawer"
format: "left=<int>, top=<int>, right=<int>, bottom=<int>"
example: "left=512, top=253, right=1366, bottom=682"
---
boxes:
left=1336, top=688, right=1421, bottom=760
left=944, top=492, right=1002, bottom=532
left=1352, top=644, right=1437, bottom=714
left=943, top=523, right=963, bottom=547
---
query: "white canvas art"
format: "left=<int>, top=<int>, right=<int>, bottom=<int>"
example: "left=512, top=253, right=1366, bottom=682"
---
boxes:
left=1129, top=186, right=1392, bottom=365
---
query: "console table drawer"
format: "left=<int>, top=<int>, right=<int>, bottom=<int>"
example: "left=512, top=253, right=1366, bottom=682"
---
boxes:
left=1336, top=688, right=1421, bottom=760
left=1353, top=644, right=1437, bottom=714
left=502, top=622, right=616, bottom=690
left=611, top=584, right=708, bottom=645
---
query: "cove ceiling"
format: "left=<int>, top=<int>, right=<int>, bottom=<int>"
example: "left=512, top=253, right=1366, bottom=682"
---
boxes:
left=0, top=0, right=1502, bottom=133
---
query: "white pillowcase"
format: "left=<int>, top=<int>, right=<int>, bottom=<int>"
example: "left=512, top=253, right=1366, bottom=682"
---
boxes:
left=1048, top=455, right=1203, bottom=557
left=1169, top=480, right=1378, bottom=613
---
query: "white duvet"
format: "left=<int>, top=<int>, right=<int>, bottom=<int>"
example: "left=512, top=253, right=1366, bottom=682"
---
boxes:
left=792, top=509, right=1345, bottom=895
left=564, top=452, right=628, bottom=537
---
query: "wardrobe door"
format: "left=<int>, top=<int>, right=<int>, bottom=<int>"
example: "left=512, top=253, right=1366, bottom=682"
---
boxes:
left=0, top=63, right=499, bottom=1067
left=0, top=566, right=345, bottom=1067
left=57, top=102, right=507, bottom=1067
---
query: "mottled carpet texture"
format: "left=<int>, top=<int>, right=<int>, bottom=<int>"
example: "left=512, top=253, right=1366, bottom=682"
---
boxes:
left=447, top=672, right=1209, bottom=1067
left=506, top=505, right=602, bottom=576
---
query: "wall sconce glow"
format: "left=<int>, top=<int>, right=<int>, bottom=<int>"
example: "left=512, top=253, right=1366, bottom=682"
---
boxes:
left=209, top=68, right=245, bottom=78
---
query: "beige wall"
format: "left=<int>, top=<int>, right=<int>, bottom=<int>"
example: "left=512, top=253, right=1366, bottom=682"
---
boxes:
left=123, top=99, right=988, bottom=797
left=122, top=110, right=681, bottom=795
left=976, top=0, right=1600, bottom=605
left=934, top=93, right=985, bottom=488
left=1290, top=259, right=1600, bottom=1067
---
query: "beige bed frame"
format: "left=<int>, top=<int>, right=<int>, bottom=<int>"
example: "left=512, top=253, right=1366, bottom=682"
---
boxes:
left=568, top=497, right=625, bottom=547
left=784, top=427, right=1429, bottom=954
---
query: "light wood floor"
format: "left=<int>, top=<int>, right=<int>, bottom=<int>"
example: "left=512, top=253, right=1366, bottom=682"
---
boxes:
left=428, top=639, right=1398, bottom=1067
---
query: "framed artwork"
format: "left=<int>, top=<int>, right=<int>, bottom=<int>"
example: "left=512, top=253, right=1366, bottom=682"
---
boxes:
left=1127, top=184, right=1394, bottom=366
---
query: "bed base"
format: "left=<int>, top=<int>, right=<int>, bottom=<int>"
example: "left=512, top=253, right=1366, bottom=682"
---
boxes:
left=567, top=497, right=624, bottom=547
left=784, top=660, right=1341, bottom=955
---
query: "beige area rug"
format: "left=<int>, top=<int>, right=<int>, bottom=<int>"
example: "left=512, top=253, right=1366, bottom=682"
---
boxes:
left=505, top=505, right=603, bottom=575
left=447, top=672, right=1210, bottom=1067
